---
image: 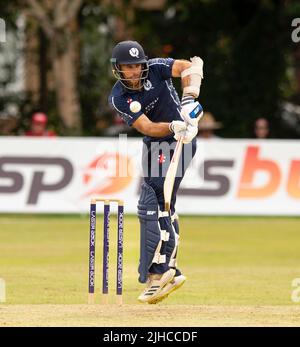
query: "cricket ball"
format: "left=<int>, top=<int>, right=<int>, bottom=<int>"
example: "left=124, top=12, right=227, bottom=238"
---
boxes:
left=130, top=101, right=141, bottom=113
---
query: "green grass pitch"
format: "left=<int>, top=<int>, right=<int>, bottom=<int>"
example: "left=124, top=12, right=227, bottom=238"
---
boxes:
left=0, top=214, right=300, bottom=326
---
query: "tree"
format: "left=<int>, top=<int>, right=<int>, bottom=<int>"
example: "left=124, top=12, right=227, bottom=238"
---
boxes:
left=131, top=0, right=294, bottom=138
left=25, top=0, right=83, bottom=135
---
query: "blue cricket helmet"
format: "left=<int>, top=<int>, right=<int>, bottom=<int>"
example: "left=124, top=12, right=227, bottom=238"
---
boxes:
left=110, top=40, right=149, bottom=90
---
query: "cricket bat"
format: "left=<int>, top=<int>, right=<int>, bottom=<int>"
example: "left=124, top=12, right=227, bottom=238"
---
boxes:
left=164, top=135, right=184, bottom=212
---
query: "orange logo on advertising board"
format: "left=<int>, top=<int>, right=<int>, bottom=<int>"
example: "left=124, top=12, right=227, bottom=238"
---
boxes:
left=82, top=153, right=134, bottom=197
left=238, top=146, right=300, bottom=198
left=287, top=160, right=300, bottom=199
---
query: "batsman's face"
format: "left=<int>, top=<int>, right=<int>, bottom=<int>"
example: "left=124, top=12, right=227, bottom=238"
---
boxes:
left=119, top=64, right=142, bottom=88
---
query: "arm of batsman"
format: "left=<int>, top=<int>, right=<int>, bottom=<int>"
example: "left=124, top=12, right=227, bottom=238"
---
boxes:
left=180, top=101, right=204, bottom=127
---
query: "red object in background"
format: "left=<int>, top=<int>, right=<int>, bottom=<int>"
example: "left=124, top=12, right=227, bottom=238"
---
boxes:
left=32, top=112, right=48, bottom=124
left=25, top=112, right=57, bottom=137
left=25, top=129, right=56, bottom=137
left=163, top=44, right=173, bottom=55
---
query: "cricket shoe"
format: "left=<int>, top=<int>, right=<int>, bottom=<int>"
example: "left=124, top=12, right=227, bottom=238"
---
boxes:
left=148, top=275, right=187, bottom=304
left=138, top=269, right=176, bottom=304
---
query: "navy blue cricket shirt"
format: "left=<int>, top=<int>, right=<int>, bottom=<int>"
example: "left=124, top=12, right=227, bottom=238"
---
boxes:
left=108, top=58, right=182, bottom=144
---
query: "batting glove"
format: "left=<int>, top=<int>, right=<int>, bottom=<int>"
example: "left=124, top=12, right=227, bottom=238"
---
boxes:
left=182, top=124, right=198, bottom=144
left=180, top=100, right=204, bottom=127
left=169, top=120, right=188, bottom=141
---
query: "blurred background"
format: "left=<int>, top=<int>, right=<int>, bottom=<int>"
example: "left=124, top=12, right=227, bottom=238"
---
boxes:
left=0, top=0, right=300, bottom=138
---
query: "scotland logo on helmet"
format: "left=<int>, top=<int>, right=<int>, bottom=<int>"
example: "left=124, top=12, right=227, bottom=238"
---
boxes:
left=129, top=48, right=139, bottom=58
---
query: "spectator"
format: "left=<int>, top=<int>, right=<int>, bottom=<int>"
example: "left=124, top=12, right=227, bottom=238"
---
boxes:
left=198, top=112, right=222, bottom=139
left=25, top=112, right=56, bottom=137
left=253, top=118, right=270, bottom=139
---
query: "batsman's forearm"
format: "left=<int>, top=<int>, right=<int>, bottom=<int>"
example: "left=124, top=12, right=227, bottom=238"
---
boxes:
left=132, top=115, right=173, bottom=137
left=142, top=122, right=172, bottom=137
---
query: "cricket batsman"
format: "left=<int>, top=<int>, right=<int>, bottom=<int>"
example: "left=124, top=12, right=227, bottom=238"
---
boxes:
left=108, top=40, right=203, bottom=304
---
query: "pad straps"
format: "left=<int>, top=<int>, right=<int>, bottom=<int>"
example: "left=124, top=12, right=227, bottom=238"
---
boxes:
left=151, top=210, right=171, bottom=265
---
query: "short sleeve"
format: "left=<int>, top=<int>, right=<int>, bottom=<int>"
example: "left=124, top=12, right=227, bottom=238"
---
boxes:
left=148, top=58, right=174, bottom=80
left=109, top=95, right=143, bottom=127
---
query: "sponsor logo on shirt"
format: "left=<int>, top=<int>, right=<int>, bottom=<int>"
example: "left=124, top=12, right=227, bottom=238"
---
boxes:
left=144, top=80, right=153, bottom=91
left=145, top=97, right=159, bottom=114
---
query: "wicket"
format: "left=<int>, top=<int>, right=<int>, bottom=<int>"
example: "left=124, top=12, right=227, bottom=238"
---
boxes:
left=88, top=198, right=124, bottom=305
